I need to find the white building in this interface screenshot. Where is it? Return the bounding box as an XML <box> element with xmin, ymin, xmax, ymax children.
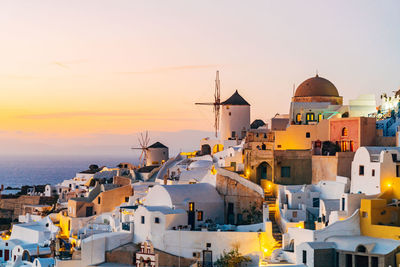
<box><xmin>146</xmin><ymin>142</ymin><xmax>169</xmax><ymax>166</ymax></box>
<box><xmin>220</xmin><ymin>90</ymin><xmax>250</xmax><ymax>141</ymax></box>
<box><xmin>351</xmin><ymin>146</ymin><xmax>400</xmax><ymax>195</ymax></box>
<box><xmin>143</xmin><ymin>183</ymin><xmax>224</xmax><ymax>228</ymax></box>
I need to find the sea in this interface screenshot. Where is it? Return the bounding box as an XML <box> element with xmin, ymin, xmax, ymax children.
<box><xmin>0</xmin><ymin>155</ymin><xmax>136</xmax><ymax>188</ymax></box>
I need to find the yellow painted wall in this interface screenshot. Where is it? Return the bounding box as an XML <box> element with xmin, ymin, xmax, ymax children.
<box><xmin>360</xmin><ymin>198</ymin><xmax>400</xmax><ymax>240</ymax></box>
<box><xmin>58</xmin><ymin>212</ymin><xmax>71</xmax><ymax>238</ymax></box>
<box><xmin>274</xmin><ymin>120</ymin><xmax>329</xmax><ymax>150</ymax></box>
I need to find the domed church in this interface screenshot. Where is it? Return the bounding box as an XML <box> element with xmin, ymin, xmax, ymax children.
<box><xmin>289</xmin><ymin>74</ymin><xmax>346</xmax><ymax>125</ymax></box>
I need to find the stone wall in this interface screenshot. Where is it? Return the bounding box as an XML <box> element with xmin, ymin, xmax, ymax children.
<box><xmin>216</xmin><ymin>169</ymin><xmax>264</xmax><ymax>225</ymax></box>
<box><xmin>312</xmin><ymin>152</ymin><xmax>354</xmax><ymax>184</ymax></box>
<box><xmin>0</xmin><ymin>195</ymin><xmax>56</xmax><ymax>221</ymax></box>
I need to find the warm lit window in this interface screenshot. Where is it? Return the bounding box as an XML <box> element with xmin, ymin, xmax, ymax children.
<box><xmin>306</xmin><ymin>113</ymin><xmax>315</xmax><ymax>122</ymax></box>
<box><xmin>296</xmin><ymin>113</ymin><xmax>301</xmax><ymax>122</ymax></box>
<box><xmin>197</xmin><ymin>211</ymin><xmax>203</xmax><ymax>221</ymax></box>
<box><xmin>318</xmin><ymin>113</ymin><xmax>323</xmax><ymax>121</ymax></box>
<box><xmin>342</xmin><ymin>127</ymin><xmax>348</xmax><ymax>137</ymax></box>
<box><xmin>189</xmin><ymin>202</ymin><xmax>194</xmax><ymax>212</ymax></box>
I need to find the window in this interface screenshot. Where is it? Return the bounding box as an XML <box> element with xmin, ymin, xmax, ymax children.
<box><xmin>189</xmin><ymin>202</ymin><xmax>194</xmax><ymax>212</ymax></box>
<box><xmin>293</xmin><ymin>211</ymin><xmax>297</xmax><ymax>218</ymax></box>
<box><xmin>197</xmin><ymin>211</ymin><xmax>203</xmax><ymax>221</ymax></box>
<box><xmin>312</xmin><ymin>198</ymin><xmax>320</xmax><ymax>208</ymax></box>
<box><xmin>231</xmin><ymin>131</ymin><xmax>236</xmax><ymax>138</ymax></box>
<box><xmin>98</xmin><ymin>197</ymin><xmax>101</xmax><ymax>204</ymax></box>
<box><xmin>372</xmin><ymin>169</ymin><xmax>375</xmax><ymax>176</ymax></box>
<box><xmin>281</xmin><ymin>167</ymin><xmax>291</xmax><ymax>178</ymax></box>
<box><xmin>397</xmin><ymin>165</ymin><xmax>400</xmax><ymax>178</ymax></box>
<box><xmin>141</xmin><ymin>216</ymin><xmax>145</xmax><ymax>224</ymax></box>
<box><xmin>305</xmin><ymin>132</ymin><xmax>310</xmax><ymax>138</ymax></box>
<box><xmin>341</xmin><ymin>198</ymin><xmax>345</xmax><ymax>211</ymax></box>
<box><xmin>362</xmin><ymin>211</ymin><xmax>368</xmax><ymax>218</ymax></box>
<box><xmin>261</xmin><ymin>144</ymin><xmax>266</xmax><ymax>150</ymax></box>
<box><xmin>318</xmin><ymin>113</ymin><xmax>323</xmax><ymax>121</ymax></box>
<box><xmin>229</xmin><ymin>112</ymin><xmax>231</xmax><ymax>116</ymax></box>
<box><xmin>346</xmin><ymin>254</ymin><xmax>352</xmax><ymax>267</ymax></box>
<box><xmin>359</xmin><ymin>165</ymin><xmax>364</xmax><ymax>176</ymax></box>
<box><xmin>296</xmin><ymin>113</ymin><xmax>301</xmax><ymax>122</ymax></box>
<box><xmin>277</xmin><ymin>145</ymin><xmax>282</xmax><ymax>148</ymax></box>
<box><xmin>393</xmin><ymin>153</ymin><xmax>398</xmax><ymax>162</ymax></box>
<box><xmin>306</xmin><ymin>113</ymin><xmax>315</xmax><ymax>122</ymax></box>
<box><xmin>154</xmin><ymin>217</ymin><xmax>160</xmax><ymax>224</ymax></box>
<box><xmin>342</xmin><ymin>127</ymin><xmax>348</xmax><ymax>137</ymax></box>
<box><xmin>125</xmin><ymin>197</ymin><xmax>129</xmax><ymax>202</ymax></box>
<box><xmin>0</xmin><ymin>250</ymin><xmax>2</xmax><ymax>257</ymax></box>
<box><xmin>302</xmin><ymin>250</ymin><xmax>307</xmax><ymax>264</ymax></box>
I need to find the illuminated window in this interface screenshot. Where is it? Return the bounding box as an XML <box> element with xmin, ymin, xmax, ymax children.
<box><xmin>318</xmin><ymin>113</ymin><xmax>323</xmax><ymax>121</ymax></box>
<box><xmin>296</xmin><ymin>113</ymin><xmax>301</xmax><ymax>122</ymax></box>
<box><xmin>342</xmin><ymin>127</ymin><xmax>348</xmax><ymax>136</ymax></box>
<box><xmin>197</xmin><ymin>211</ymin><xmax>203</xmax><ymax>221</ymax></box>
<box><xmin>306</xmin><ymin>113</ymin><xmax>315</xmax><ymax>122</ymax></box>
<box><xmin>189</xmin><ymin>202</ymin><xmax>194</xmax><ymax>212</ymax></box>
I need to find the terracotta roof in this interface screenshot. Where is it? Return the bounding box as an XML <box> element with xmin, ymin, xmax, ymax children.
<box><xmin>221</xmin><ymin>90</ymin><xmax>250</xmax><ymax>106</ymax></box>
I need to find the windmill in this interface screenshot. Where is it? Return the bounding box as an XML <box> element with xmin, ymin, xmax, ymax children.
<box><xmin>195</xmin><ymin>70</ymin><xmax>221</xmax><ymax>138</ymax></box>
<box><xmin>131</xmin><ymin>131</ymin><xmax>150</xmax><ymax>167</ymax></box>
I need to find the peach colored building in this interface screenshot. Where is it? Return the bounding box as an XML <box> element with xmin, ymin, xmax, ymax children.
<box><xmin>68</xmin><ymin>177</ymin><xmax>133</xmax><ymax>218</ymax></box>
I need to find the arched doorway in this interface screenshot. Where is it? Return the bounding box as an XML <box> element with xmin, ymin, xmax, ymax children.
<box><xmin>256</xmin><ymin>161</ymin><xmax>272</xmax><ymax>184</ymax></box>
<box><xmin>201</xmin><ymin>144</ymin><xmax>211</xmax><ymax>155</ymax></box>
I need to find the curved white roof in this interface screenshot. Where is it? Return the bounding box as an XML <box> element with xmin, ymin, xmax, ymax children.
<box><xmin>144</xmin><ymin>183</ymin><xmax>223</xmax><ymax>208</ymax></box>
<box><xmin>189</xmin><ymin>160</ymin><xmax>213</xmax><ymax>170</ymax></box>
<box><xmin>326</xmin><ymin>235</ymin><xmax>400</xmax><ymax>255</ymax></box>
<box><xmin>359</xmin><ymin>146</ymin><xmax>400</xmax><ymax>162</ymax></box>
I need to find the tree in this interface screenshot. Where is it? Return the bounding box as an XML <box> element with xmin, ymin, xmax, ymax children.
<box><xmin>214</xmin><ymin>248</ymin><xmax>251</xmax><ymax>267</ymax></box>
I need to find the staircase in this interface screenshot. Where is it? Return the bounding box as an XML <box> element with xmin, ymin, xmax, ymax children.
<box><xmin>265</xmin><ymin>195</ymin><xmax>282</xmax><ymax>250</ymax></box>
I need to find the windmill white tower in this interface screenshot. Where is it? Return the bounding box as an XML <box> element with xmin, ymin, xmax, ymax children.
<box><xmin>196</xmin><ymin>71</ymin><xmax>251</xmax><ymax>141</ymax></box>
<box><xmin>131</xmin><ymin>131</ymin><xmax>169</xmax><ymax>167</ymax></box>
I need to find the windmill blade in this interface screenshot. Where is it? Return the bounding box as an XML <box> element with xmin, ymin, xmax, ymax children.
<box><xmin>214</xmin><ymin>70</ymin><xmax>221</xmax><ymax>137</ymax></box>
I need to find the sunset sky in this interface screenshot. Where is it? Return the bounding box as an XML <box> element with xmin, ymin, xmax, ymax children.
<box><xmin>1</xmin><ymin>0</ymin><xmax>400</xmax><ymax>155</ymax></box>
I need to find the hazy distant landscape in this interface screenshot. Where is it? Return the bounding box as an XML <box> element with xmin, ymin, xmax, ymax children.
<box><xmin>0</xmin><ymin>130</ymin><xmax>213</xmax><ymax>187</ymax></box>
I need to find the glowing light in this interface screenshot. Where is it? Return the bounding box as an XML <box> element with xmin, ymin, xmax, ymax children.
<box><xmin>388</xmin><ymin>183</ymin><xmax>392</xmax><ymax>188</ymax></box>
<box><xmin>245</xmin><ymin>169</ymin><xmax>250</xmax><ymax>177</ymax></box>
<box><xmin>263</xmin><ymin>248</ymin><xmax>268</xmax><ymax>253</ymax></box>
